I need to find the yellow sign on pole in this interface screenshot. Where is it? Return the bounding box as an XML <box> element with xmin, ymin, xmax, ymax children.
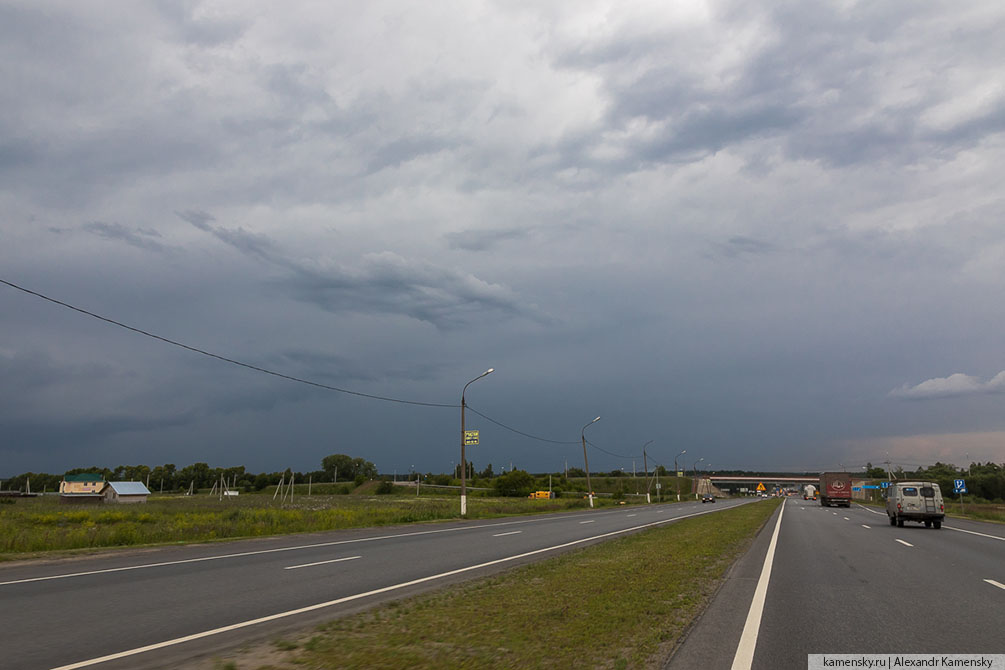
<box><xmin>464</xmin><ymin>430</ymin><xmax>480</xmax><ymax>446</ymax></box>
<box><xmin>756</xmin><ymin>482</ymin><xmax>766</xmax><ymax>491</ymax></box>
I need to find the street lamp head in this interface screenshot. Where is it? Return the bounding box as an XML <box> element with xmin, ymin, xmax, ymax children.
<box><xmin>484</xmin><ymin>368</ymin><xmax>494</xmax><ymax>375</ymax></box>
<box><xmin>592</xmin><ymin>416</ymin><xmax>601</xmax><ymax>423</ymax></box>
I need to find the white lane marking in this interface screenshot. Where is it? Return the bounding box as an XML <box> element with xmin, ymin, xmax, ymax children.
<box><xmin>855</xmin><ymin>504</ymin><xmax>885</xmax><ymax>516</ymax></box>
<box><xmin>895</xmin><ymin>539</ymin><xmax>913</xmax><ymax>547</ymax></box>
<box><xmin>580</xmin><ymin>520</ymin><xmax>595</xmax><ymax>524</ymax></box>
<box><xmin>945</xmin><ymin>526</ymin><xmax>1005</xmax><ymax>542</ymax></box>
<box><xmin>985</xmin><ymin>579</ymin><xmax>1005</xmax><ymax>591</ymax></box>
<box><xmin>492</xmin><ymin>531</ymin><xmax>522</xmax><ymax>537</ymax></box>
<box><xmin>862</xmin><ymin>525</ymin><xmax>871</xmax><ymax>529</ymax></box>
<box><xmin>731</xmin><ymin>499</ymin><xmax>785</xmax><ymax>670</ymax></box>
<box><xmin>627</xmin><ymin>514</ymin><xmax>637</xmax><ymax>517</ymax></box>
<box><xmin>1</xmin><ymin>510</ymin><xmax>615</xmax><ymax>588</ymax></box>
<box><xmin>284</xmin><ymin>556</ymin><xmax>360</xmax><ymax>571</ymax></box>
<box><xmin>49</xmin><ymin>506</ymin><xmax>728</xmax><ymax>670</ymax></box>
<box><xmin>843</xmin><ymin>517</ymin><xmax>850</xmax><ymax>521</ymax></box>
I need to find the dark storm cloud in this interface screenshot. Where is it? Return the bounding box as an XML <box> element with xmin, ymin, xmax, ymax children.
<box><xmin>444</xmin><ymin>227</ymin><xmax>528</xmax><ymax>251</ymax></box>
<box><xmin>82</xmin><ymin>221</ymin><xmax>167</xmax><ymax>253</ymax></box>
<box><xmin>280</xmin><ymin>255</ymin><xmax>531</xmax><ymax>329</ymax></box>
<box><xmin>708</xmin><ymin>236</ymin><xmax>778</xmax><ymax>259</ymax></box>
<box><xmin>180</xmin><ymin>212</ymin><xmax>534</xmax><ymax>328</ymax></box>
<box><xmin>270</xmin><ymin>350</ymin><xmax>443</xmax><ymax>385</ymax></box>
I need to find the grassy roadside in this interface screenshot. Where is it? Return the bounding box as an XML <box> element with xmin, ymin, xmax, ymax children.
<box><xmin>0</xmin><ymin>493</ymin><xmax>636</xmax><ymax>559</ymax></box>
<box><xmin>207</xmin><ymin>499</ymin><xmax>782</xmax><ymax>670</ymax></box>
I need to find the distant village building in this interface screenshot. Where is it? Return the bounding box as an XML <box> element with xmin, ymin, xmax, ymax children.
<box><xmin>59</xmin><ymin>473</ymin><xmax>104</xmax><ymax>494</ymax></box>
<box><xmin>59</xmin><ymin>473</ymin><xmax>106</xmax><ymax>505</ymax></box>
<box><xmin>103</xmin><ymin>481</ymin><xmax>151</xmax><ymax>504</ymax></box>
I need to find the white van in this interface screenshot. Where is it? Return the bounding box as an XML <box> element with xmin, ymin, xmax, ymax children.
<box><xmin>885</xmin><ymin>481</ymin><xmax>944</xmax><ymax>529</ymax></box>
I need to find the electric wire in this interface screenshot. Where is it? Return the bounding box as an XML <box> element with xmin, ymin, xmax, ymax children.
<box><xmin>1</xmin><ymin>278</ymin><xmax>457</xmax><ymax>408</ymax></box>
<box><xmin>585</xmin><ymin>438</ymin><xmax>637</xmax><ymax>460</ymax></box>
<box><xmin>464</xmin><ymin>404</ymin><xmax>580</xmax><ymax>445</ymax></box>
<box><xmin>3</xmin><ymin>278</ymin><xmax>665</xmax><ymax>454</ymax></box>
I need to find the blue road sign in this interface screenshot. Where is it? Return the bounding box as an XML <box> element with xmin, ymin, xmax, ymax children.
<box><xmin>954</xmin><ymin>478</ymin><xmax>966</xmax><ymax>490</ymax></box>
<box><xmin>852</xmin><ymin>487</ymin><xmax>861</xmax><ymax>491</ymax></box>
<box><xmin>881</xmin><ymin>481</ymin><xmax>890</xmax><ymax>489</ymax></box>
<box><xmin>862</xmin><ymin>485</ymin><xmax>880</xmax><ymax>489</ymax></box>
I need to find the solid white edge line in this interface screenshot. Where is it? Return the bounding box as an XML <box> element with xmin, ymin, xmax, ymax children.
<box><xmin>730</xmin><ymin>499</ymin><xmax>785</xmax><ymax>670</ymax></box>
<box><xmin>984</xmin><ymin>579</ymin><xmax>1005</xmax><ymax>591</ymax></box>
<box><xmin>895</xmin><ymin>539</ymin><xmax>913</xmax><ymax>547</ymax></box>
<box><xmin>284</xmin><ymin>556</ymin><xmax>361</xmax><ymax>570</ymax></box>
<box><xmin>945</xmin><ymin>526</ymin><xmax>1005</xmax><ymax>542</ymax></box>
<box><xmin>50</xmin><ymin>505</ymin><xmax>737</xmax><ymax>669</ymax></box>
<box><xmin>491</xmin><ymin>531</ymin><xmax>522</xmax><ymax>537</ymax></box>
<box><xmin>855</xmin><ymin>504</ymin><xmax>885</xmax><ymax>516</ymax></box>
<box><xmin>1</xmin><ymin>506</ymin><xmax>646</xmax><ymax>587</ymax></box>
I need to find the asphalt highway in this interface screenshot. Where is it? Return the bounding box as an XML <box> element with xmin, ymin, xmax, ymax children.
<box><xmin>0</xmin><ymin>497</ymin><xmax>752</xmax><ymax>670</ymax></box>
<box><xmin>665</xmin><ymin>497</ymin><xmax>1005</xmax><ymax>669</ymax></box>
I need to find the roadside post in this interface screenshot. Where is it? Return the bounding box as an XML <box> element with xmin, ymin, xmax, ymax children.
<box><xmin>954</xmin><ymin>478</ymin><xmax>967</xmax><ymax>514</ymax></box>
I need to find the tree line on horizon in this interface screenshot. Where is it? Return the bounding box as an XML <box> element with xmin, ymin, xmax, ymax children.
<box><xmin>3</xmin><ymin>458</ymin><xmax>1002</xmax><ymax>501</ymax></box>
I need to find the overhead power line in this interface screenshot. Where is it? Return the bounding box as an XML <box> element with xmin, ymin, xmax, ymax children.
<box><xmin>585</xmin><ymin>438</ymin><xmax>637</xmax><ymax>460</ymax></box>
<box><xmin>464</xmin><ymin>404</ymin><xmax>580</xmax><ymax>445</ymax></box>
<box><xmin>1</xmin><ymin>278</ymin><xmax>457</xmax><ymax>408</ymax></box>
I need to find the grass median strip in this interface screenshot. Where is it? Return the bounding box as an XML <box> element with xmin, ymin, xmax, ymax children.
<box><xmin>211</xmin><ymin>500</ymin><xmax>781</xmax><ymax>670</ymax></box>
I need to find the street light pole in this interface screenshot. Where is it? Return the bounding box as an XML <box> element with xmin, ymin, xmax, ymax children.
<box><xmin>675</xmin><ymin>449</ymin><xmax>686</xmax><ymax>501</ymax></box>
<box><xmin>582</xmin><ymin>416</ymin><xmax>600</xmax><ymax>508</ymax></box>
<box><xmin>642</xmin><ymin>440</ymin><xmax>653</xmax><ymax>503</ymax></box>
<box><xmin>461</xmin><ymin>368</ymin><xmax>494</xmax><ymax>517</ymax></box>
<box><xmin>692</xmin><ymin>458</ymin><xmax>703</xmax><ymax>498</ymax></box>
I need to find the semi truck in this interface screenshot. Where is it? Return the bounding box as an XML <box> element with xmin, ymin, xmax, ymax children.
<box><xmin>803</xmin><ymin>484</ymin><xmax>817</xmax><ymax>500</ymax></box>
<box><xmin>819</xmin><ymin>472</ymin><xmax>852</xmax><ymax>507</ymax></box>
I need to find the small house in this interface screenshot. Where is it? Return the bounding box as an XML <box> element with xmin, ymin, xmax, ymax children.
<box><xmin>60</xmin><ymin>473</ymin><xmax>104</xmax><ymax>494</ymax></box>
<box><xmin>60</xmin><ymin>473</ymin><xmax>106</xmax><ymax>504</ymax></box>
<box><xmin>103</xmin><ymin>481</ymin><xmax>151</xmax><ymax>504</ymax></box>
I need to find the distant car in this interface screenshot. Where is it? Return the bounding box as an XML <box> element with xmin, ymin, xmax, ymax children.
<box><xmin>701</xmin><ymin>494</ymin><xmax>715</xmax><ymax>503</ymax></box>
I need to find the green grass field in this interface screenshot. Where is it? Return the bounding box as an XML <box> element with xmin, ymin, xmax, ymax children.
<box><xmin>208</xmin><ymin>499</ymin><xmax>781</xmax><ymax>670</ymax></box>
<box><xmin>0</xmin><ymin>490</ymin><xmax>644</xmax><ymax>558</ymax></box>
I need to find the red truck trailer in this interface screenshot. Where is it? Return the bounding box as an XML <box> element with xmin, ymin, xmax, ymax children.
<box><xmin>819</xmin><ymin>472</ymin><xmax>852</xmax><ymax>508</ymax></box>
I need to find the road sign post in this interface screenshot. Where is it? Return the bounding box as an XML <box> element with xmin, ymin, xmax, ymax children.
<box><xmin>954</xmin><ymin>478</ymin><xmax>966</xmax><ymax>513</ymax></box>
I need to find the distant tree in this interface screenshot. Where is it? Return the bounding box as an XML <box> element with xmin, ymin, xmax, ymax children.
<box><xmin>321</xmin><ymin>454</ymin><xmax>377</xmax><ymax>481</ymax></box>
<box><xmin>865</xmin><ymin>463</ymin><xmax>887</xmax><ymax>478</ymax></box>
<box><xmin>493</xmin><ymin>469</ymin><xmax>534</xmax><ymax>497</ymax></box>
<box><xmin>567</xmin><ymin>467</ymin><xmax>586</xmax><ymax>478</ymax></box>
<box><xmin>479</xmin><ymin>463</ymin><xmax>494</xmax><ymax>479</ymax></box>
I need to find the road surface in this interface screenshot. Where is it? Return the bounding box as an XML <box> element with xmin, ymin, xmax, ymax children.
<box><xmin>665</xmin><ymin>497</ymin><xmax>1005</xmax><ymax>669</ymax></box>
<box><xmin>0</xmin><ymin>497</ymin><xmax>751</xmax><ymax>669</ymax></box>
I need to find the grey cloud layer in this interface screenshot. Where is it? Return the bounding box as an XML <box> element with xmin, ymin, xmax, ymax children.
<box><xmin>2</xmin><ymin>1</ymin><xmax>1005</xmax><ymax>475</ymax></box>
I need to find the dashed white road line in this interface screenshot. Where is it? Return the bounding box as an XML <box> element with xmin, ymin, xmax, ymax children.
<box><xmin>895</xmin><ymin>539</ymin><xmax>914</xmax><ymax>547</ymax></box>
<box><xmin>284</xmin><ymin>556</ymin><xmax>360</xmax><ymax>571</ymax></box>
<box><xmin>843</xmin><ymin>517</ymin><xmax>850</xmax><ymax>521</ymax></box>
<box><xmin>627</xmin><ymin>514</ymin><xmax>637</xmax><ymax>518</ymax></box>
<box><xmin>862</xmin><ymin>525</ymin><xmax>871</xmax><ymax>529</ymax></box>
<box><xmin>49</xmin><ymin>506</ymin><xmax>727</xmax><ymax>670</ymax></box>
<box><xmin>580</xmin><ymin>520</ymin><xmax>595</xmax><ymax>524</ymax></box>
<box><xmin>1</xmin><ymin>508</ymin><xmax>641</xmax><ymax>588</ymax></box>
<box><xmin>492</xmin><ymin>531</ymin><xmax>522</xmax><ymax>537</ymax></box>
<box><xmin>984</xmin><ymin>579</ymin><xmax>1005</xmax><ymax>591</ymax></box>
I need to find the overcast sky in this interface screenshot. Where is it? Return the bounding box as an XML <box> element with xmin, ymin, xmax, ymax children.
<box><xmin>3</xmin><ymin>0</ymin><xmax>1004</xmax><ymax>478</ymax></box>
